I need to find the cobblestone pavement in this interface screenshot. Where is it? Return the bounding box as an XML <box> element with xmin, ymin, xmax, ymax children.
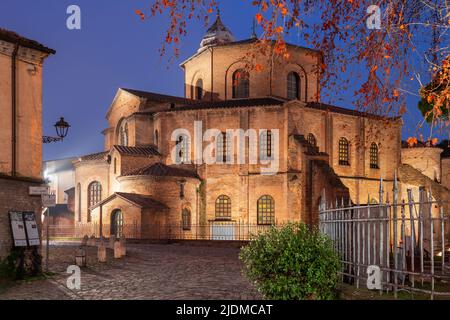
<box><xmin>0</xmin><ymin>243</ymin><xmax>261</xmax><ymax>300</ymax></box>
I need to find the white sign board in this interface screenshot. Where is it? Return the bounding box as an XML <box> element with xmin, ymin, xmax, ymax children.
<box><xmin>9</xmin><ymin>212</ymin><xmax>28</xmax><ymax>247</ymax></box>
<box><xmin>29</xmin><ymin>186</ymin><xmax>50</xmax><ymax>195</ymax></box>
<box><xmin>41</xmin><ymin>194</ymin><xmax>56</xmax><ymax>207</ymax></box>
<box><xmin>23</xmin><ymin>212</ymin><xmax>40</xmax><ymax>246</ymax></box>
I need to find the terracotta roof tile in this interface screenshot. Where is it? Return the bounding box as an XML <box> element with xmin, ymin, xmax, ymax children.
<box><xmin>113</xmin><ymin>145</ymin><xmax>160</xmax><ymax>156</ymax></box>
<box><xmin>80</xmin><ymin>151</ymin><xmax>108</xmax><ymax>161</ymax></box>
<box><xmin>115</xmin><ymin>192</ymin><xmax>169</xmax><ymax>210</ymax></box>
<box><xmin>122</xmin><ymin>88</ymin><xmax>195</xmax><ymax>105</ymax></box>
<box><xmin>0</xmin><ymin>28</ymin><xmax>55</xmax><ymax>54</ymax></box>
<box><xmin>90</xmin><ymin>192</ymin><xmax>169</xmax><ymax>211</ymax></box>
<box><xmin>305</xmin><ymin>102</ymin><xmax>401</xmax><ymax>120</ymax></box>
<box><xmin>166</xmin><ymin>97</ymin><xmax>285</xmax><ymax>112</ymax></box>
<box><xmin>123</xmin><ymin>162</ymin><xmax>200</xmax><ymax>179</ymax></box>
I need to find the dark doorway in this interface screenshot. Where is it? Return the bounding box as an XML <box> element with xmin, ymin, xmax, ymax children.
<box><xmin>110</xmin><ymin>209</ymin><xmax>124</xmax><ymax>238</ymax></box>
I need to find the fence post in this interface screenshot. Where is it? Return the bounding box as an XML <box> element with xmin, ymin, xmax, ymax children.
<box><xmin>393</xmin><ymin>172</ymin><xmax>399</xmax><ymax>298</ymax></box>
<box><xmin>429</xmin><ymin>191</ymin><xmax>434</xmax><ymax>300</ymax></box>
<box><xmin>441</xmin><ymin>206</ymin><xmax>445</xmax><ymax>277</ymax></box>
<box><xmin>401</xmin><ymin>200</ymin><xmax>406</xmax><ymax>286</ymax></box>
<box><xmin>419</xmin><ymin>187</ymin><xmax>425</xmax><ymax>285</ymax></box>
<box><xmin>407</xmin><ymin>189</ymin><xmax>416</xmax><ymax>288</ymax></box>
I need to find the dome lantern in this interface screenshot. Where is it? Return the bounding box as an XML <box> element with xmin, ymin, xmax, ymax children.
<box><xmin>199</xmin><ymin>9</ymin><xmax>235</xmax><ymax>50</ymax></box>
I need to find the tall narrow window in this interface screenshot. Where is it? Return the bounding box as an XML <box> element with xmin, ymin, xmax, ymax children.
<box><xmin>260</xmin><ymin>130</ymin><xmax>273</xmax><ymax>160</ymax></box>
<box><xmin>87</xmin><ymin>181</ymin><xmax>102</xmax><ymax>222</ymax></box>
<box><xmin>216</xmin><ymin>132</ymin><xmax>231</xmax><ymax>163</ymax></box>
<box><xmin>370</xmin><ymin>142</ymin><xmax>379</xmax><ymax>169</ymax></box>
<box><xmin>77</xmin><ymin>183</ymin><xmax>81</xmax><ymax>222</ymax></box>
<box><xmin>338</xmin><ymin>138</ymin><xmax>350</xmax><ymax>166</ymax></box>
<box><xmin>113</xmin><ymin>158</ymin><xmax>117</xmax><ymax>174</ymax></box>
<box><xmin>182</xmin><ymin>208</ymin><xmax>191</xmax><ymax>230</ymax></box>
<box><xmin>176</xmin><ymin>134</ymin><xmax>190</xmax><ymax>164</ymax></box>
<box><xmin>257</xmin><ymin>195</ymin><xmax>275</xmax><ymax>225</ymax></box>
<box><xmin>307</xmin><ymin>133</ymin><xmax>317</xmax><ymax>147</ymax></box>
<box><xmin>195</xmin><ymin>79</ymin><xmax>203</xmax><ymax>100</ymax></box>
<box><xmin>118</xmin><ymin>120</ymin><xmax>128</xmax><ymax>146</ymax></box>
<box><xmin>232</xmin><ymin>69</ymin><xmax>249</xmax><ymax>99</ymax></box>
<box><xmin>287</xmin><ymin>72</ymin><xmax>300</xmax><ymax>100</ymax></box>
<box><xmin>215</xmin><ymin>195</ymin><xmax>231</xmax><ymax>220</ymax></box>
<box><xmin>154</xmin><ymin>130</ymin><xmax>159</xmax><ymax>148</ymax></box>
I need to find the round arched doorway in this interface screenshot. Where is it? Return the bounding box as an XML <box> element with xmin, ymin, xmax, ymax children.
<box><xmin>110</xmin><ymin>209</ymin><xmax>124</xmax><ymax>238</ymax></box>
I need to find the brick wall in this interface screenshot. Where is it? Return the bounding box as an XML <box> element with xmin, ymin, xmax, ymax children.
<box><xmin>0</xmin><ymin>176</ymin><xmax>43</xmax><ymax>260</ymax></box>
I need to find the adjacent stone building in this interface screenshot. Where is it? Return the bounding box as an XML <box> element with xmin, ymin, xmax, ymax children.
<box><xmin>73</xmin><ymin>13</ymin><xmax>448</xmax><ymax>240</ymax></box>
<box><xmin>0</xmin><ymin>29</ymin><xmax>54</xmax><ymax>259</ymax></box>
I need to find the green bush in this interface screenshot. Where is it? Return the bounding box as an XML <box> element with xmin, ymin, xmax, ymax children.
<box><xmin>240</xmin><ymin>223</ymin><xmax>341</xmax><ymax>300</ymax></box>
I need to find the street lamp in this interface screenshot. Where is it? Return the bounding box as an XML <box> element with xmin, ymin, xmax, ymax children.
<box><xmin>42</xmin><ymin>117</ymin><xmax>70</xmax><ymax>143</ymax></box>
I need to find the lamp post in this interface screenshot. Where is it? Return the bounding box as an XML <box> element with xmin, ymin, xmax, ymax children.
<box><xmin>42</xmin><ymin>117</ymin><xmax>70</xmax><ymax>272</ymax></box>
<box><xmin>42</xmin><ymin>117</ymin><xmax>70</xmax><ymax>143</ymax></box>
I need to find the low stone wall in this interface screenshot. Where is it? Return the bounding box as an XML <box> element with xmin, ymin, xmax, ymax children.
<box><xmin>0</xmin><ymin>176</ymin><xmax>43</xmax><ymax>260</ymax></box>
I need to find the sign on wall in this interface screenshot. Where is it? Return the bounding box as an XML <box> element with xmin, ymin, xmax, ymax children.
<box><xmin>29</xmin><ymin>186</ymin><xmax>50</xmax><ymax>195</ymax></box>
<box><xmin>9</xmin><ymin>212</ymin><xmax>28</xmax><ymax>247</ymax></box>
<box><xmin>23</xmin><ymin>212</ymin><xmax>40</xmax><ymax>246</ymax></box>
<box><xmin>8</xmin><ymin>211</ymin><xmax>40</xmax><ymax>247</ymax></box>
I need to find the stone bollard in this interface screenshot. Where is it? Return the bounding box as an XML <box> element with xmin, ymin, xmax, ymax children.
<box><xmin>119</xmin><ymin>235</ymin><xmax>126</xmax><ymax>257</ymax></box>
<box><xmin>81</xmin><ymin>235</ymin><xmax>89</xmax><ymax>246</ymax></box>
<box><xmin>87</xmin><ymin>235</ymin><xmax>96</xmax><ymax>246</ymax></box>
<box><xmin>114</xmin><ymin>240</ymin><xmax>122</xmax><ymax>259</ymax></box>
<box><xmin>98</xmin><ymin>238</ymin><xmax>107</xmax><ymax>263</ymax></box>
<box><xmin>75</xmin><ymin>247</ymin><xmax>86</xmax><ymax>267</ymax></box>
<box><xmin>109</xmin><ymin>235</ymin><xmax>116</xmax><ymax>249</ymax></box>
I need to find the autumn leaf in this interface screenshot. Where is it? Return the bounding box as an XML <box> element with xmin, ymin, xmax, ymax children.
<box><xmin>406</xmin><ymin>137</ymin><xmax>418</xmax><ymax>147</ymax></box>
<box><xmin>275</xmin><ymin>26</ymin><xmax>284</xmax><ymax>34</ymax></box>
<box><xmin>255</xmin><ymin>13</ymin><xmax>263</xmax><ymax>24</ymax></box>
<box><xmin>254</xmin><ymin>63</ymin><xmax>263</xmax><ymax>72</ymax></box>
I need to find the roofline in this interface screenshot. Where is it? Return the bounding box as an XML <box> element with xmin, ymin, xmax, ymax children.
<box><xmin>179</xmin><ymin>38</ymin><xmax>322</xmax><ymax>67</ymax></box>
<box><xmin>90</xmin><ymin>192</ymin><xmax>169</xmax><ymax>210</ymax></box>
<box><xmin>0</xmin><ymin>28</ymin><xmax>56</xmax><ymax>54</ymax></box>
<box><xmin>155</xmin><ymin>97</ymin><xmax>286</xmax><ymax>114</ymax></box>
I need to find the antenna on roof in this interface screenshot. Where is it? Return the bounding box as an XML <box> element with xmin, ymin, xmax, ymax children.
<box><xmin>251</xmin><ymin>18</ymin><xmax>257</xmax><ymax>39</ymax></box>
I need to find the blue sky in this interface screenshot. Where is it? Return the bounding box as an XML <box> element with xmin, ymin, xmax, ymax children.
<box><xmin>0</xmin><ymin>0</ymin><xmax>433</xmax><ymax>160</ymax></box>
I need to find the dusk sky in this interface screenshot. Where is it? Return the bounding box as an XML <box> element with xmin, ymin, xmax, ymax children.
<box><xmin>0</xmin><ymin>0</ymin><xmax>434</xmax><ymax>161</ymax></box>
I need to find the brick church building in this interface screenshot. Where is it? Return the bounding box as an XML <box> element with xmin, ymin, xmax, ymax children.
<box><xmin>73</xmin><ymin>13</ymin><xmax>412</xmax><ymax>240</ymax></box>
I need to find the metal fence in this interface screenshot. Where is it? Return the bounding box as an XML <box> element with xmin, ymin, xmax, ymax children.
<box><xmin>319</xmin><ymin>181</ymin><xmax>450</xmax><ymax>299</ymax></box>
<box><xmin>42</xmin><ymin>221</ymin><xmax>273</xmax><ymax>241</ymax></box>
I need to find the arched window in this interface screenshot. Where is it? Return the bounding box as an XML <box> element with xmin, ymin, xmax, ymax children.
<box><xmin>257</xmin><ymin>195</ymin><xmax>275</xmax><ymax>225</ymax></box>
<box><xmin>216</xmin><ymin>132</ymin><xmax>231</xmax><ymax>163</ymax></box>
<box><xmin>287</xmin><ymin>72</ymin><xmax>300</xmax><ymax>100</ymax></box>
<box><xmin>77</xmin><ymin>183</ymin><xmax>81</xmax><ymax>222</ymax></box>
<box><xmin>215</xmin><ymin>195</ymin><xmax>231</xmax><ymax>220</ymax></box>
<box><xmin>87</xmin><ymin>181</ymin><xmax>102</xmax><ymax>222</ymax></box>
<box><xmin>338</xmin><ymin>138</ymin><xmax>350</xmax><ymax>166</ymax></box>
<box><xmin>118</xmin><ymin>120</ymin><xmax>128</xmax><ymax>146</ymax></box>
<box><xmin>175</xmin><ymin>134</ymin><xmax>190</xmax><ymax>164</ymax></box>
<box><xmin>154</xmin><ymin>130</ymin><xmax>159</xmax><ymax>148</ymax></box>
<box><xmin>370</xmin><ymin>142</ymin><xmax>379</xmax><ymax>169</ymax></box>
<box><xmin>195</xmin><ymin>79</ymin><xmax>203</xmax><ymax>100</ymax></box>
<box><xmin>182</xmin><ymin>208</ymin><xmax>191</xmax><ymax>230</ymax></box>
<box><xmin>307</xmin><ymin>133</ymin><xmax>317</xmax><ymax>147</ymax></box>
<box><xmin>260</xmin><ymin>130</ymin><xmax>273</xmax><ymax>160</ymax></box>
<box><xmin>232</xmin><ymin>69</ymin><xmax>249</xmax><ymax>99</ymax></box>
